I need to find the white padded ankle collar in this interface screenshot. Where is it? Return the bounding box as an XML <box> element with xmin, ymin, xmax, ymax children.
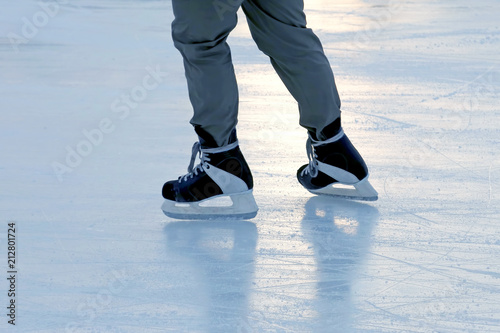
<box><xmin>311</xmin><ymin>128</ymin><xmax>345</xmax><ymax>146</ymax></box>
<box><xmin>201</xmin><ymin>140</ymin><xmax>239</xmax><ymax>154</ymax></box>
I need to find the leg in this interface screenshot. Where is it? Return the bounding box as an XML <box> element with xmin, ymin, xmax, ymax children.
<box><xmin>163</xmin><ymin>1</ymin><xmax>258</xmax><ymax>219</ymax></box>
<box><xmin>242</xmin><ymin>0</ymin><xmax>377</xmax><ymax>200</ymax></box>
<box><xmin>241</xmin><ymin>0</ymin><xmax>341</xmax><ymax>140</ymax></box>
<box><xmin>171</xmin><ymin>0</ymin><xmax>244</xmax><ymax>147</ymax></box>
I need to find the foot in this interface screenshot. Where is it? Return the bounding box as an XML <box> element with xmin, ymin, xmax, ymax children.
<box><xmin>297</xmin><ymin>128</ymin><xmax>378</xmax><ymax>201</ymax></box>
<box><xmin>162</xmin><ymin>140</ymin><xmax>258</xmax><ymax>219</ymax></box>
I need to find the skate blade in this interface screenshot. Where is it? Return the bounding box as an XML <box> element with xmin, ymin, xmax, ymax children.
<box><xmin>161</xmin><ymin>190</ymin><xmax>258</xmax><ymax>220</ymax></box>
<box><xmin>309</xmin><ymin>177</ymin><xmax>378</xmax><ymax>201</ymax></box>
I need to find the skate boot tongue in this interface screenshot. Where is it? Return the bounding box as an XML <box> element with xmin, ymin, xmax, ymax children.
<box><xmin>302</xmin><ymin>136</ymin><xmax>319</xmax><ymax>177</ymax></box>
<box><xmin>179</xmin><ymin>141</ymin><xmax>210</xmax><ymax>182</ymax></box>
<box><xmin>187</xmin><ymin>142</ymin><xmax>202</xmax><ymax>173</ymax></box>
<box><xmin>181</xmin><ymin>141</ymin><xmax>241</xmax><ymax>182</ymax></box>
<box><xmin>301</xmin><ymin>129</ymin><xmax>346</xmax><ymax>178</ymax></box>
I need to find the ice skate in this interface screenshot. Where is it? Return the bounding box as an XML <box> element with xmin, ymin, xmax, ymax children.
<box><xmin>161</xmin><ymin>139</ymin><xmax>258</xmax><ymax>219</ymax></box>
<box><xmin>297</xmin><ymin>128</ymin><xmax>378</xmax><ymax>201</ymax></box>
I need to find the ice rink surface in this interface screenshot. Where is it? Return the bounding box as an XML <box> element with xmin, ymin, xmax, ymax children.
<box><xmin>1</xmin><ymin>0</ymin><xmax>499</xmax><ymax>332</ymax></box>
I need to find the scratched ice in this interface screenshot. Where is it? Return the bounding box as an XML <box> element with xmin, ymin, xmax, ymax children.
<box><xmin>0</xmin><ymin>0</ymin><xmax>499</xmax><ymax>332</ymax></box>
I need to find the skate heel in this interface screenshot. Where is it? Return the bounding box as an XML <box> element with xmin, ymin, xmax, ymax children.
<box><xmin>353</xmin><ymin>177</ymin><xmax>378</xmax><ymax>201</ymax></box>
<box><xmin>310</xmin><ymin>176</ymin><xmax>378</xmax><ymax>201</ymax></box>
<box><xmin>227</xmin><ymin>190</ymin><xmax>259</xmax><ymax>216</ymax></box>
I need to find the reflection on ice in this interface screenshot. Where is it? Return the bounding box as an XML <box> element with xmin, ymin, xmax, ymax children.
<box><xmin>302</xmin><ymin>197</ymin><xmax>379</xmax><ymax>332</ymax></box>
<box><xmin>164</xmin><ymin>220</ymin><xmax>257</xmax><ymax>331</ymax></box>
<box><xmin>160</xmin><ymin>199</ymin><xmax>379</xmax><ymax>332</ymax></box>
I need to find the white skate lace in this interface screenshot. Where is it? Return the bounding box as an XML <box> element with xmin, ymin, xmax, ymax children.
<box><xmin>301</xmin><ymin>137</ymin><xmax>319</xmax><ymax>178</ymax></box>
<box><xmin>178</xmin><ymin>142</ymin><xmax>210</xmax><ymax>183</ymax></box>
<box><xmin>300</xmin><ymin>129</ymin><xmax>345</xmax><ymax>178</ymax></box>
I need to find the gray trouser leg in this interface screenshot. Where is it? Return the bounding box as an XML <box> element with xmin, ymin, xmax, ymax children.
<box><xmin>171</xmin><ymin>0</ymin><xmax>341</xmax><ymax>146</ymax></box>
<box><xmin>171</xmin><ymin>0</ymin><xmax>244</xmax><ymax>147</ymax></box>
<box><xmin>242</xmin><ymin>0</ymin><xmax>341</xmax><ymax>140</ymax></box>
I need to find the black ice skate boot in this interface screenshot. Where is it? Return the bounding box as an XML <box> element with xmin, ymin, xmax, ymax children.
<box><xmin>297</xmin><ymin>128</ymin><xmax>378</xmax><ymax>201</ymax></box>
<box><xmin>161</xmin><ymin>132</ymin><xmax>257</xmax><ymax>219</ymax></box>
